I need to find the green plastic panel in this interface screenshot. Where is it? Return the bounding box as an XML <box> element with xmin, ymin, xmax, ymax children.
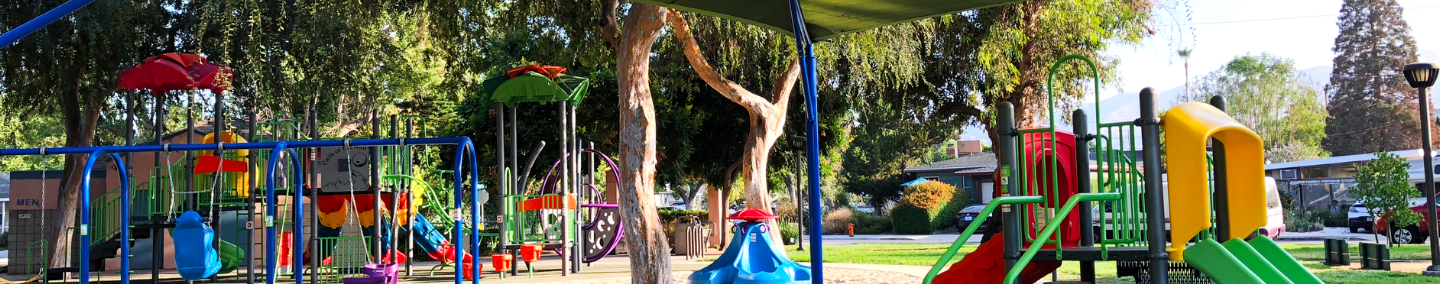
<box><xmin>1250</xmin><ymin>236</ymin><xmax>1324</xmax><ymax>284</ymax></box>
<box><xmin>1222</xmin><ymin>238</ymin><xmax>1293</xmax><ymax>284</ymax></box>
<box><xmin>1183</xmin><ymin>238</ymin><xmax>1264</xmax><ymax>284</ymax></box>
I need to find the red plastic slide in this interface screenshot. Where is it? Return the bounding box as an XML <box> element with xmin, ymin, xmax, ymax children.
<box><xmin>932</xmin><ymin>232</ymin><xmax>1061</xmax><ymax>284</ymax></box>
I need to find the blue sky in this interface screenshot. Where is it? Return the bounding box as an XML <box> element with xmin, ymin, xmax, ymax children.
<box><xmin>1106</xmin><ymin>0</ymin><xmax>1440</xmax><ymax>98</ymax></box>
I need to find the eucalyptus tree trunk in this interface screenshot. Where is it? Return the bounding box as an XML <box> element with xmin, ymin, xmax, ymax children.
<box><xmin>668</xmin><ymin>12</ymin><xmax>803</xmax><ymax>248</ymax></box>
<box><xmin>610</xmin><ymin>4</ymin><xmax>674</xmax><ymax>283</ymax></box>
<box><xmin>50</xmin><ymin>88</ymin><xmax>104</xmax><ymax>269</ymax></box>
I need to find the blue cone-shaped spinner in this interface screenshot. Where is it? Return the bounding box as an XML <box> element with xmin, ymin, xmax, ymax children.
<box><xmin>689</xmin><ymin>221</ymin><xmax>811</xmax><ymax>284</ymax></box>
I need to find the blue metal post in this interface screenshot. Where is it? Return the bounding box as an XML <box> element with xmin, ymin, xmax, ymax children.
<box><xmin>290</xmin><ymin>148</ymin><xmax>305</xmax><ymax>284</ymax></box>
<box><xmin>469</xmin><ymin>144</ymin><xmax>481</xmax><ymax>284</ymax></box>
<box><xmin>786</xmin><ymin>0</ymin><xmax>824</xmax><ymax>282</ymax></box>
<box><xmin>78</xmin><ymin>149</ymin><xmax>103</xmax><ymax>284</ymax></box>
<box><xmin>111</xmin><ymin>153</ymin><xmax>131</xmax><ymax>284</ymax></box>
<box><xmin>0</xmin><ymin>0</ymin><xmax>98</xmax><ymax>48</ymax></box>
<box><xmin>452</xmin><ymin>141</ymin><xmax>467</xmax><ymax>284</ymax></box>
<box><xmin>264</xmin><ymin>143</ymin><xmax>287</xmax><ymax>284</ymax></box>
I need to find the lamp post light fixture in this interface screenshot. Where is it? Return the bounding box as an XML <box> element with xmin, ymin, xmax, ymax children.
<box><xmin>1404</xmin><ymin>62</ymin><xmax>1440</xmax><ymax>277</ymax></box>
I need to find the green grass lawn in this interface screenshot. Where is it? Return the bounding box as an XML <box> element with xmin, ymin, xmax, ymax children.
<box><xmin>771</xmin><ymin>243</ymin><xmax>1440</xmax><ymax>283</ymax></box>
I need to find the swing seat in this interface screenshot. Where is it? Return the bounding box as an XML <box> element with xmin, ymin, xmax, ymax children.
<box><xmin>174</xmin><ymin>211</ymin><xmax>222</xmax><ymax>280</ymax></box>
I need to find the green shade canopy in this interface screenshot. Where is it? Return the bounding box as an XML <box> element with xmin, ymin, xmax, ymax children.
<box><xmin>632</xmin><ymin>0</ymin><xmax>1021</xmax><ymax>41</ymax></box>
<box><xmin>484</xmin><ymin>71</ymin><xmax>592</xmax><ymax>105</ymax></box>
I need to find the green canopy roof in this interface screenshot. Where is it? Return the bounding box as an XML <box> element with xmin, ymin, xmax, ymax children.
<box><xmin>631</xmin><ymin>0</ymin><xmax>1021</xmax><ymax>41</ymax></box>
<box><xmin>483</xmin><ymin>71</ymin><xmax>591</xmax><ymax>105</ymax></box>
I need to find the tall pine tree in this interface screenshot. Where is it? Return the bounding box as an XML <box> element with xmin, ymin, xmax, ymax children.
<box><xmin>1323</xmin><ymin>0</ymin><xmax>1420</xmax><ymax>155</ymax></box>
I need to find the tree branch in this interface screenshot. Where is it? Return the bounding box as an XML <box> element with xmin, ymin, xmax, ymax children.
<box><xmin>771</xmin><ymin>60</ymin><xmax>802</xmax><ymax>111</ymax></box>
<box><xmin>936</xmin><ymin>101</ymin><xmax>985</xmax><ymax>119</ymax></box>
<box><xmin>666</xmin><ymin>11</ymin><xmax>771</xmax><ymax>110</ymax></box>
<box><xmin>599</xmin><ymin>0</ymin><xmax>621</xmax><ymax>49</ymax></box>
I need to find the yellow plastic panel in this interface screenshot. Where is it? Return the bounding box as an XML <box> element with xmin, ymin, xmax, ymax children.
<box><xmin>200</xmin><ymin>132</ymin><xmax>249</xmax><ymax>156</ymax></box>
<box><xmin>200</xmin><ymin>131</ymin><xmax>251</xmax><ymax>197</ymax></box>
<box><xmin>1162</xmin><ymin>102</ymin><xmax>1266</xmax><ymax>261</ymax></box>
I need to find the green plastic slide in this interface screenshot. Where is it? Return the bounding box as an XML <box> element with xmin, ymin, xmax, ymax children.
<box><xmin>1182</xmin><ymin>238</ymin><xmax>1264</xmax><ymax>284</ymax></box>
<box><xmin>217</xmin><ymin>240</ymin><xmax>244</xmax><ymax>274</ymax></box>
<box><xmin>1249</xmin><ymin>236</ymin><xmax>1324</xmax><ymax>284</ymax></box>
<box><xmin>1222</xmin><ymin>238</ymin><xmax>1293</xmax><ymax>284</ymax></box>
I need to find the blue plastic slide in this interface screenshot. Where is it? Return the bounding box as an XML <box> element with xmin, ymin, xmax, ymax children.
<box><xmin>174</xmin><ymin>211</ymin><xmax>222</xmax><ymax>280</ymax></box>
<box><xmin>400</xmin><ymin>214</ymin><xmax>456</xmax><ymax>261</ymax></box>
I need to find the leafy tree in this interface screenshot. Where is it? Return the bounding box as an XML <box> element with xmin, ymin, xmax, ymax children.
<box><xmin>915</xmin><ymin>0</ymin><xmax>1155</xmax><ymax>139</ymax></box>
<box><xmin>835</xmin><ymin>0</ymin><xmax>1156</xmax><ymax>209</ymax></box>
<box><xmin>1</xmin><ymin>0</ymin><xmax>180</xmax><ymax>267</ymax></box>
<box><xmin>1352</xmin><ymin>152</ymin><xmax>1420</xmax><ymax>245</ymax></box>
<box><xmin>1178</xmin><ymin>54</ymin><xmax>1329</xmax><ymax>162</ymax></box>
<box><xmin>1323</xmin><ymin>0</ymin><xmax>1420</xmax><ymax>156</ymax></box>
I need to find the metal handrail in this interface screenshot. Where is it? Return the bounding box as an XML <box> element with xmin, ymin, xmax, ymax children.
<box><xmin>923</xmin><ymin>196</ymin><xmax>1047</xmax><ymax>284</ymax></box>
<box><xmin>1004</xmin><ymin>193</ymin><xmax>1123</xmax><ymax>284</ymax></box>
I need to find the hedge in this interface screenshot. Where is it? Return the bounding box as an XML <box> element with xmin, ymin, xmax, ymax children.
<box><xmin>895</xmin><ymin>181</ymin><xmax>971</xmax><ymax>234</ymax></box>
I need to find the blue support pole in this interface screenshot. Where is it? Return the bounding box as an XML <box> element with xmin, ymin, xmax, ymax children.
<box><xmin>785</xmin><ymin>0</ymin><xmax>824</xmax><ymax>282</ymax></box>
<box><xmin>0</xmin><ymin>0</ymin><xmax>97</xmax><ymax>48</ymax></box>
<box><xmin>264</xmin><ymin>143</ymin><xmax>287</xmax><ymax>284</ymax></box>
<box><xmin>468</xmin><ymin>145</ymin><xmax>481</xmax><ymax>284</ymax></box>
<box><xmin>110</xmin><ymin>153</ymin><xmax>131</xmax><ymax>284</ymax></box>
<box><xmin>289</xmin><ymin>148</ymin><xmax>305</xmax><ymax>284</ymax></box>
<box><xmin>452</xmin><ymin>141</ymin><xmax>467</xmax><ymax>284</ymax></box>
<box><xmin>78</xmin><ymin>149</ymin><xmax>103</xmax><ymax>284</ymax></box>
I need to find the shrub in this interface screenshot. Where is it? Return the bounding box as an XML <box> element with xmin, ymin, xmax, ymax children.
<box><xmin>1285</xmin><ymin>209</ymin><xmax>1324</xmax><ymax>232</ymax></box>
<box><xmin>776</xmin><ymin>201</ymin><xmax>799</xmax><ymax>222</ymax></box>
<box><xmin>891</xmin><ymin>204</ymin><xmax>933</xmax><ymax>234</ymax></box>
<box><xmin>852</xmin><ymin>212</ymin><xmax>892</xmax><ymax>234</ymax></box>
<box><xmin>780</xmin><ymin>223</ymin><xmax>800</xmax><ymax>245</ymax></box>
<box><xmin>900</xmin><ymin>181</ymin><xmax>957</xmax><ymax>211</ymax></box>
<box><xmin>1311</xmin><ymin>209</ymin><xmax>1348</xmax><ymax>227</ymax></box>
<box><xmin>823</xmin><ymin>208</ymin><xmax>855</xmax><ymax>234</ymax></box>
<box><xmin>658</xmin><ymin>208</ymin><xmax>709</xmax><ymax>224</ymax></box>
<box><xmin>931</xmin><ymin>189</ymin><xmax>972</xmax><ymax>232</ymax></box>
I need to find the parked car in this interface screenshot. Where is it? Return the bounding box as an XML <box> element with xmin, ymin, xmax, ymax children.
<box><xmin>955</xmin><ymin>203</ymin><xmax>989</xmax><ymax>232</ymax></box>
<box><xmin>1349</xmin><ymin>201</ymin><xmax>1372</xmax><ymax>233</ymax></box>
<box><xmin>1370</xmin><ymin>196</ymin><xmax>1431</xmax><ymax>244</ymax></box>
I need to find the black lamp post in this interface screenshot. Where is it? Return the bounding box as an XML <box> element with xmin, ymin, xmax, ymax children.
<box><xmin>1404</xmin><ymin>62</ymin><xmax>1440</xmax><ymax>276</ymax></box>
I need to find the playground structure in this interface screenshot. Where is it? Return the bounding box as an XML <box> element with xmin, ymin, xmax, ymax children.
<box><xmin>925</xmin><ymin>55</ymin><xmax>1325</xmax><ymax>284</ymax></box>
<box><xmin>0</xmin><ymin>53</ymin><xmax>495</xmax><ymax>284</ymax></box>
<box><xmin>485</xmin><ymin>65</ymin><xmax>627</xmax><ymax>277</ymax></box>
<box><xmin>0</xmin><ymin>53</ymin><xmax>640</xmax><ymax>284</ymax></box>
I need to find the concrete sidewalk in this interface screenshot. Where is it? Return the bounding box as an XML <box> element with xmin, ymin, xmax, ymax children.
<box><xmin>1274</xmin><ymin>227</ymin><xmax>1390</xmax><ymax>242</ymax></box>
<box><xmin>803</xmin><ymin>233</ymin><xmax>983</xmax><ymax>245</ymax></box>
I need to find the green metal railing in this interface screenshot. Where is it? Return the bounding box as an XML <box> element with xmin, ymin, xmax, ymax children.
<box><xmin>923</xmin><ymin>196</ymin><xmax>1047</xmax><ymax>284</ymax></box>
<box><xmin>88</xmin><ymin>179</ymin><xmax>136</xmax><ymax>246</ymax></box>
<box><xmin>1004</xmin><ymin>193</ymin><xmax>1123</xmax><ymax>283</ymax></box>
<box><xmin>24</xmin><ymin>240</ymin><xmax>49</xmax><ymax>281</ymax></box>
<box><xmin>311</xmin><ymin>236</ymin><xmax>374</xmax><ymax>284</ymax></box>
<box><xmin>1091</xmin><ymin>128</ymin><xmax>1147</xmax><ymax>246</ymax></box>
